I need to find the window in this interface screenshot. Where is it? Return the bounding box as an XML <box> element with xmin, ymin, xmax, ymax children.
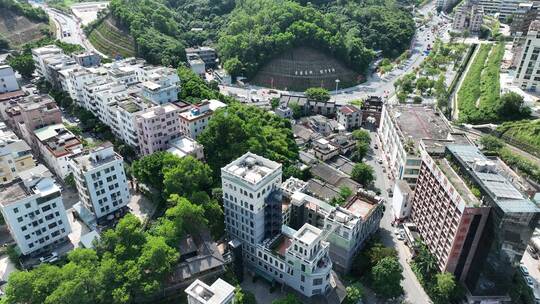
<box><xmin>313</xmin><ymin>278</ymin><xmax>323</xmax><ymax>285</ymax></box>
<box><xmin>17</xmin><ymin>217</ymin><xmax>22</xmax><ymax>223</ymax></box>
<box><xmin>301</xmin><ymin>275</ymin><xmax>305</xmax><ymax>282</ymax></box>
<box><xmin>13</xmin><ymin>208</ymin><xmax>18</xmax><ymax>213</ymax></box>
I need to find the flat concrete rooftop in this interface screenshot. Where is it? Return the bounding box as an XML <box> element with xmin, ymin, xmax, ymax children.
<box><xmin>393</xmin><ymin>105</ymin><xmax>451</xmax><ymax>145</ymax></box>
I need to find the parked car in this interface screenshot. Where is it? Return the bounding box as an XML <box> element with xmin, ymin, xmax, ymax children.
<box><xmin>39</xmin><ymin>252</ymin><xmax>58</xmax><ymax>263</ymax></box>
<box><xmin>520</xmin><ymin>264</ymin><xmax>530</xmax><ymax>276</ymax></box>
<box><xmin>526</xmin><ymin>276</ymin><xmax>535</xmax><ymax>289</ymax></box>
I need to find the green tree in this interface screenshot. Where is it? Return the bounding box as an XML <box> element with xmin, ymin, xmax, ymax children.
<box><xmin>344</xmin><ymin>282</ymin><xmax>363</xmax><ymax>304</ymax></box>
<box><xmin>272</xmin><ymin>294</ymin><xmax>302</xmax><ymax>304</ymax></box>
<box><xmin>497</xmin><ymin>92</ymin><xmax>531</xmax><ymax>121</ymax></box>
<box><xmin>434</xmin><ymin>272</ymin><xmax>456</xmax><ymax>303</ymax></box>
<box><xmin>165</xmin><ymin>195</ymin><xmax>209</xmax><ymax>236</ymax></box>
<box><xmin>368</xmin><ymin>243</ymin><xmax>397</xmax><ymax>266</ymax></box>
<box><xmin>163</xmin><ymin>156</ymin><xmax>213</xmax><ymax>198</ymax></box>
<box><xmin>479</xmin><ymin>135</ymin><xmax>504</xmax><ymax>152</ymax></box>
<box><xmin>131</xmin><ymin>152</ymin><xmax>182</xmax><ymax>192</ymax></box>
<box><xmin>289</xmin><ymin>101</ymin><xmax>303</xmax><ymax>119</ymax></box>
<box><xmin>270</xmin><ymin>98</ymin><xmax>280</xmax><ymax>110</ymax></box>
<box><xmin>198</xmin><ymin>103</ymin><xmax>298</xmax><ymax>176</ymax></box>
<box><xmin>234</xmin><ymin>287</ymin><xmax>257</xmax><ymax>304</ymax></box>
<box><xmin>352</xmin><ymin>141</ymin><xmax>369</xmax><ymax>161</ymax></box>
<box><xmin>351</xmin><ymin>163</ymin><xmax>374</xmax><ymax>185</ymax></box>
<box><xmin>224</xmin><ymin>57</ymin><xmax>244</xmax><ymax>79</ymax></box>
<box><xmin>352</xmin><ymin>129</ymin><xmax>371</xmax><ymax>144</ymax></box>
<box><xmin>7</xmin><ymin>53</ymin><xmax>35</xmax><ymax>78</ymax></box>
<box><xmin>138</xmin><ymin>235</ymin><xmax>178</xmax><ymax>279</ymax></box>
<box><xmin>371</xmin><ymin>256</ymin><xmax>404</xmax><ymax>298</ymax></box>
<box><xmin>305</xmin><ymin>87</ymin><xmax>330</xmax><ymax>102</ymax></box>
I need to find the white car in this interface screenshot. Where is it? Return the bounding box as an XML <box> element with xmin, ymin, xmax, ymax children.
<box><xmin>520</xmin><ymin>264</ymin><xmax>530</xmax><ymax>276</ymax></box>
<box><xmin>39</xmin><ymin>252</ymin><xmax>58</xmax><ymax>263</ymax></box>
<box><xmin>526</xmin><ymin>276</ymin><xmax>535</xmax><ymax>288</ymax></box>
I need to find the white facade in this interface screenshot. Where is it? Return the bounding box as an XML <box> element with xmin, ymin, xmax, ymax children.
<box><xmin>392</xmin><ymin>180</ymin><xmax>413</xmax><ymax>220</ymax></box>
<box><xmin>31</xmin><ymin>45</ymin><xmax>63</xmax><ymax>79</ymax></box>
<box><xmin>0</xmin><ymin>65</ymin><xmax>20</xmax><ymax>93</ymax></box>
<box><xmin>140</xmin><ymin>66</ymin><xmax>180</xmax><ymax>105</ymax></box>
<box><xmin>70</xmin><ymin>143</ymin><xmax>130</xmax><ymax>220</ymax></box>
<box><xmin>336</xmin><ymin>105</ymin><xmax>362</xmax><ymax>131</ymax></box>
<box><xmin>185</xmin><ymin>278</ymin><xmax>235</xmax><ymax>304</ymax></box>
<box><xmin>179</xmin><ymin>101</ymin><xmax>214</xmax><ymax>139</ymax></box>
<box><xmin>515</xmin><ymin>21</ymin><xmax>540</xmax><ymax>92</ymax></box>
<box><xmin>222</xmin><ymin>153</ymin><xmax>333</xmax><ymax>297</ymax></box>
<box><xmin>0</xmin><ymin>165</ymin><xmax>71</xmax><ymax>255</ymax></box>
<box><xmin>33</xmin><ymin>124</ymin><xmax>83</xmax><ymax>179</ymax></box>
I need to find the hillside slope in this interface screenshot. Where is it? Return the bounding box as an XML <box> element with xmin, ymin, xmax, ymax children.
<box><xmin>88</xmin><ymin>15</ymin><xmax>136</xmax><ymax>58</ymax></box>
<box><xmin>0</xmin><ymin>10</ymin><xmax>48</xmax><ymax>47</ymax></box>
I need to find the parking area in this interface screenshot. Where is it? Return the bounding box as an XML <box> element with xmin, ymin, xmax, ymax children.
<box><xmin>71</xmin><ymin>2</ymin><xmax>109</xmax><ymax>26</ymax></box>
<box><xmin>521</xmin><ymin>249</ymin><xmax>540</xmax><ymax>298</ymax></box>
<box><xmin>128</xmin><ymin>185</ymin><xmax>156</xmax><ymax>222</ymax></box>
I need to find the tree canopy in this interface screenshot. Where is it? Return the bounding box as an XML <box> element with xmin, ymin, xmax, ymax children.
<box><xmin>198</xmin><ymin>103</ymin><xmax>298</xmax><ymax>175</ymax></box>
<box><xmin>371</xmin><ymin>256</ymin><xmax>404</xmax><ymax>298</ymax></box>
<box><xmin>351</xmin><ymin>163</ymin><xmax>375</xmax><ymax>185</ymax></box>
<box><xmin>219</xmin><ymin>0</ymin><xmax>413</xmax><ymax>78</ymax></box>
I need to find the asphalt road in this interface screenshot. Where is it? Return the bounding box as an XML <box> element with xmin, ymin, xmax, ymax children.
<box><xmin>368</xmin><ymin>131</ymin><xmax>432</xmax><ymax>304</ymax></box>
<box><xmin>31</xmin><ymin>2</ymin><xmax>106</xmax><ymax>57</ymax></box>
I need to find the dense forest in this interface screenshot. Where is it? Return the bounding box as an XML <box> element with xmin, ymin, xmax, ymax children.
<box><xmin>106</xmin><ymin>0</ymin><xmax>414</xmax><ymax>77</ymax></box>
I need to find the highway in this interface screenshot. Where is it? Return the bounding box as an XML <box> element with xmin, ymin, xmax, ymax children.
<box><xmin>31</xmin><ymin>2</ymin><xmax>106</xmax><ymax>57</ymax></box>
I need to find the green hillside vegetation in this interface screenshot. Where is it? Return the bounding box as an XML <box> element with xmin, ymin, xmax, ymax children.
<box><xmin>457</xmin><ymin>43</ymin><xmax>509</xmax><ymax>123</ymax></box>
<box><xmin>219</xmin><ymin>0</ymin><xmax>415</xmax><ymax>78</ymax></box>
<box><xmin>0</xmin><ymin>0</ymin><xmax>49</xmax><ymax>47</ymax></box>
<box><xmin>105</xmin><ymin>0</ymin><xmax>414</xmax><ymax>74</ymax></box>
<box><xmin>0</xmin><ymin>0</ymin><xmax>48</xmax><ymax>22</ymax></box>
<box><xmin>497</xmin><ymin>120</ymin><xmax>540</xmax><ymax>154</ymax></box>
<box><xmin>108</xmin><ymin>0</ymin><xmax>234</xmax><ymax>66</ymax></box>
<box><xmin>88</xmin><ymin>16</ymin><xmax>135</xmax><ymax>58</ymax></box>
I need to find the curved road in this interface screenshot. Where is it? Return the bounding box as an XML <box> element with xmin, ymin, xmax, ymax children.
<box><xmin>31</xmin><ymin>2</ymin><xmax>107</xmax><ymax>57</ymax></box>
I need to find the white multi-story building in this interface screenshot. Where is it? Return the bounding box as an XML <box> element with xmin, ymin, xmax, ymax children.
<box><xmin>0</xmin><ymin>127</ymin><xmax>36</xmax><ymax>184</ymax></box>
<box><xmin>167</xmin><ymin>136</ymin><xmax>204</xmax><ymax>160</ymax></box>
<box><xmin>179</xmin><ymin>101</ymin><xmax>214</xmax><ymax>139</ymax></box>
<box><xmin>140</xmin><ymin>66</ymin><xmax>180</xmax><ymax>105</ymax></box>
<box><xmin>69</xmin><ymin>143</ymin><xmax>130</xmax><ymax>221</ymax></box>
<box><xmin>136</xmin><ymin>103</ymin><xmax>182</xmax><ymax>155</ymax></box>
<box><xmin>453</xmin><ymin>1</ymin><xmax>484</xmax><ymax>32</ymax></box>
<box><xmin>515</xmin><ymin>21</ymin><xmax>540</xmax><ymax>92</ymax></box>
<box><xmin>0</xmin><ymin>165</ymin><xmax>71</xmax><ymax>255</ymax></box>
<box><xmin>378</xmin><ymin>104</ymin><xmax>452</xmax><ymax>187</ymax></box>
<box><xmin>33</xmin><ymin>123</ymin><xmax>83</xmax><ymax>179</ymax></box>
<box><xmin>31</xmin><ymin>45</ymin><xmax>63</xmax><ymax>79</ymax></box>
<box><xmin>0</xmin><ymin>65</ymin><xmax>20</xmax><ymax>93</ymax></box>
<box><xmin>185</xmin><ymin>278</ymin><xmax>235</xmax><ymax>304</ymax></box>
<box><xmin>222</xmin><ymin>153</ymin><xmax>334</xmax><ymax>297</ymax></box>
<box><xmin>336</xmin><ymin>105</ymin><xmax>362</xmax><ymax>131</ymax></box>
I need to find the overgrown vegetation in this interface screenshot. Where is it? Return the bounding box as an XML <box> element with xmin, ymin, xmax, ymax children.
<box><xmin>198</xmin><ymin>102</ymin><xmax>299</xmax><ymax>178</ymax></box>
<box><xmin>457</xmin><ymin>43</ymin><xmax>521</xmax><ymax>123</ymax></box>
<box><xmin>497</xmin><ymin>119</ymin><xmax>540</xmax><ymax>155</ymax></box>
<box><xmin>350</xmin><ymin>237</ymin><xmax>403</xmax><ymax>299</ymax></box>
<box><xmin>105</xmin><ymin>0</ymin><xmax>413</xmax><ymax>75</ymax></box>
<box><xmin>411</xmin><ymin>242</ymin><xmax>463</xmax><ymax>304</ymax></box>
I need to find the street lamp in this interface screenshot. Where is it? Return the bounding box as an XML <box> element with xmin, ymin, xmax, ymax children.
<box><xmin>335</xmin><ymin>79</ymin><xmax>340</xmax><ymax>95</ymax></box>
